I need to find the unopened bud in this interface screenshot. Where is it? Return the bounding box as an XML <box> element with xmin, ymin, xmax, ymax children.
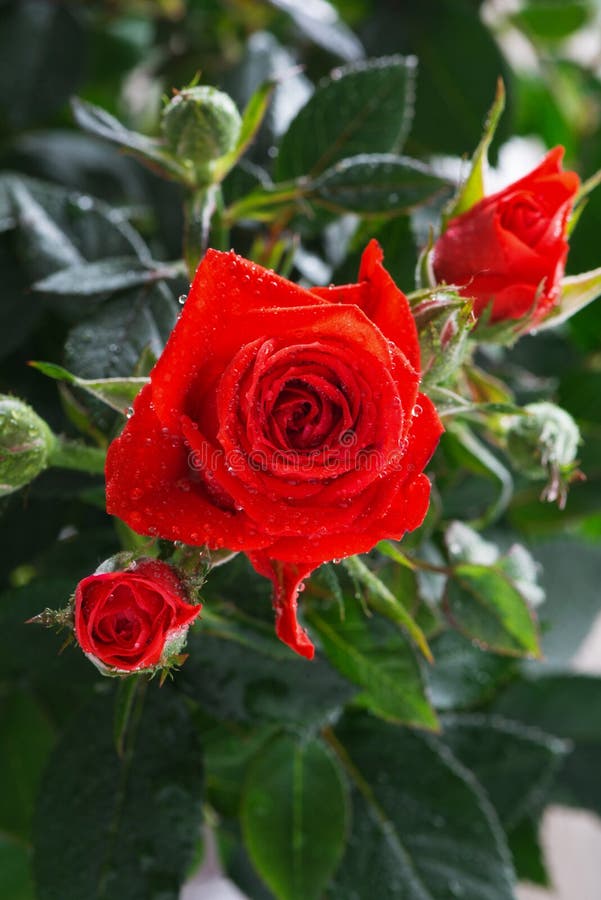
<box><xmin>161</xmin><ymin>86</ymin><xmax>241</xmax><ymax>182</ymax></box>
<box><xmin>0</xmin><ymin>396</ymin><xmax>55</xmax><ymax>496</ymax></box>
<box><xmin>413</xmin><ymin>293</ymin><xmax>474</xmax><ymax>387</ymax></box>
<box><xmin>503</xmin><ymin>401</ymin><xmax>581</xmax><ymax>506</ymax></box>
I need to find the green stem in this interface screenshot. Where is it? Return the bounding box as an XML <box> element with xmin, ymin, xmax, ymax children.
<box><xmin>48</xmin><ymin>436</ymin><xmax>106</xmax><ymax>475</ymax></box>
<box><xmin>183</xmin><ymin>184</ymin><xmax>220</xmax><ymax>278</ymax></box>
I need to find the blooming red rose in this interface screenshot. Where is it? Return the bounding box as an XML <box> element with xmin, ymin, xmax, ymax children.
<box><xmin>74</xmin><ymin>559</ymin><xmax>201</xmax><ymax>674</ymax></box>
<box><xmin>432</xmin><ymin>147</ymin><xmax>580</xmax><ymax>325</ymax></box>
<box><xmin>106</xmin><ymin>241</ymin><xmax>442</xmax><ymax>659</ymax></box>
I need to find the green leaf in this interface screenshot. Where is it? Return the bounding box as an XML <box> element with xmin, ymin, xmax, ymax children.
<box><xmin>444</xmin><ymin>79</ymin><xmax>505</xmax><ymax>224</ymax></box>
<box><xmin>276</xmin><ymin>55</ymin><xmax>417</xmax><ymax>181</ymax></box>
<box><xmin>0</xmin><ymin>580</ymin><xmax>95</xmax><ymax>725</ymax></box>
<box><xmin>309</xmin><ymin>154</ymin><xmax>450</xmax><ymax>215</ymax></box>
<box><xmin>427</xmin><ymin>630</ymin><xmax>516</xmax><ymax>712</ymax></box>
<box><xmin>1</xmin><ymin>173</ymin><xmax>150</xmax><ymax>266</ymax></box>
<box><xmin>365</xmin><ymin>0</ymin><xmax>511</xmax><ymax>159</ymax></box>
<box><xmin>493</xmin><ymin>674</ymin><xmax>601</xmax><ymax>817</ymax></box>
<box><xmin>342</xmin><ymin>555</ymin><xmax>432</xmax><ymax>662</ymax></box>
<box><xmin>443</xmin><ymin>424</ymin><xmax>514</xmax><ymax>528</ymax></box>
<box><xmin>0</xmin><ymin>839</ymin><xmax>35</xmax><ymax>900</ymax></box>
<box><xmin>71</xmin><ymin>98</ymin><xmax>189</xmax><ymax>182</ymax></box>
<box><xmin>204</xmin><ymin>724</ymin><xmax>278</xmax><ymax>819</ymax></box>
<box><xmin>507</xmin><ymin>817</ymin><xmax>550</xmax><ymax>887</ymax></box>
<box><xmin>179</xmin><ymin>606</ymin><xmax>354</xmax><ymax>727</ymax></box>
<box><xmin>441</xmin><ymin>714</ymin><xmax>568</xmax><ymax>830</ymax></box>
<box><xmin>30</xmin><ymin>362</ymin><xmax>147</xmax><ymax>415</ymax></box>
<box><xmin>241</xmin><ymin>732</ymin><xmax>348</xmax><ymax>900</ymax></box>
<box><xmin>265</xmin><ymin>0</ymin><xmax>364</xmax><ymax>62</ymax></box>
<box><xmin>213</xmin><ymin>80</ymin><xmax>277</xmax><ymax>182</ymax></box>
<box><xmin>0</xmin><ymin>690</ymin><xmax>55</xmax><ymax>841</ymax></box>
<box><xmin>445</xmin><ymin>563</ymin><xmax>541</xmax><ymax>658</ymax></box>
<box><xmin>64</xmin><ymin>283</ymin><xmax>177</xmax><ymax>381</ymax></box>
<box><xmin>327</xmin><ymin>714</ymin><xmax>515</xmax><ymax>899</ymax></box>
<box><xmin>511</xmin><ymin>2</ymin><xmax>591</xmax><ymax>41</ymax></box>
<box><xmin>33</xmin><ymin>687</ymin><xmax>203</xmax><ymax>900</ymax></box>
<box><xmin>0</xmin><ymin>1</ymin><xmax>85</xmax><ymax>130</ymax></box>
<box><xmin>32</xmin><ymin>256</ymin><xmax>182</xmax><ymax>296</ymax></box>
<box><xmin>306</xmin><ymin>592</ymin><xmax>439</xmax><ymax>730</ymax></box>
<box><xmin>10</xmin><ymin>179</ymin><xmax>84</xmax><ymax>279</ymax></box>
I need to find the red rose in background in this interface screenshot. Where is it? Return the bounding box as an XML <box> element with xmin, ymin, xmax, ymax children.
<box><xmin>432</xmin><ymin>147</ymin><xmax>580</xmax><ymax>325</ymax></box>
<box><xmin>106</xmin><ymin>242</ymin><xmax>442</xmax><ymax>659</ymax></box>
<box><xmin>74</xmin><ymin>559</ymin><xmax>201</xmax><ymax>673</ymax></box>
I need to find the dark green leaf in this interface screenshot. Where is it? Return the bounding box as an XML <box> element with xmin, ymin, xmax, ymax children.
<box><xmin>0</xmin><ymin>690</ymin><xmax>55</xmax><ymax>841</ymax></box>
<box><xmin>33</xmin><ymin>687</ymin><xmax>203</xmax><ymax>900</ymax></box>
<box><xmin>33</xmin><ymin>256</ymin><xmax>181</xmax><ymax>296</ymax></box>
<box><xmin>179</xmin><ymin>607</ymin><xmax>354</xmax><ymax>727</ymax></box>
<box><xmin>306</xmin><ymin>593</ymin><xmax>439</xmax><ymax>730</ymax></box>
<box><xmin>365</xmin><ymin>0</ymin><xmax>512</xmax><ymax>158</ymax></box>
<box><xmin>71</xmin><ymin>98</ymin><xmax>188</xmax><ymax>182</ymax></box>
<box><xmin>441</xmin><ymin>713</ymin><xmax>568</xmax><ymax>829</ymax></box>
<box><xmin>242</xmin><ymin>732</ymin><xmax>348</xmax><ymax>900</ymax></box>
<box><xmin>507</xmin><ymin>817</ymin><xmax>549</xmax><ymax>887</ymax></box>
<box><xmin>310</xmin><ymin>153</ymin><xmax>450</xmax><ymax>215</ymax></box>
<box><xmin>64</xmin><ymin>283</ymin><xmax>177</xmax><ymax>381</ymax></box>
<box><xmin>327</xmin><ymin>713</ymin><xmax>515</xmax><ymax>899</ymax></box>
<box><xmin>0</xmin><ymin>1</ymin><xmax>86</xmax><ymax>130</ymax></box>
<box><xmin>494</xmin><ymin>674</ymin><xmax>601</xmax><ymax>817</ymax></box>
<box><xmin>0</xmin><ymin>580</ymin><xmax>95</xmax><ymax>724</ymax></box>
<box><xmin>445</xmin><ymin>564</ymin><xmax>541</xmax><ymax>658</ymax></box>
<box><xmin>204</xmin><ymin>724</ymin><xmax>278</xmax><ymax>819</ymax></box>
<box><xmin>276</xmin><ymin>55</ymin><xmax>416</xmax><ymax>180</ymax></box>
<box><xmin>0</xmin><ymin>839</ymin><xmax>35</xmax><ymax>900</ymax></box>
<box><xmin>427</xmin><ymin>630</ymin><xmax>516</xmax><ymax>712</ymax></box>
<box><xmin>266</xmin><ymin>0</ymin><xmax>364</xmax><ymax>62</ymax></box>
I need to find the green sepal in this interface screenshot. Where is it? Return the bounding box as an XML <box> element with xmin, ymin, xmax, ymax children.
<box><xmin>537</xmin><ymin>266</ymin><xmax>601</xmax><ymax>331</ymax></box>
<box><xmin>442</xmin><ymin>78</ymin><xmax>506</xmax><ymax>229</ymax></box>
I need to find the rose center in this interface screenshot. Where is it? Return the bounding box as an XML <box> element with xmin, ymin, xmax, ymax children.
<box><xmin>272</xmin><ymin>381</ymin><xmax>342</xmax><ymax>451</ymax></box>
<box><xmin>500</xmin><ymin>195</ymin><xmax>548</xmax><ymax>245</ymax></box>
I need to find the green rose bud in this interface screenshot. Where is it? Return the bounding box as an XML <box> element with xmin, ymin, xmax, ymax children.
<box><xmin>413</xmin><ymin>292</ymin><xmax>474</xmax><ymax>387</ymax></box>
<box><xmin>0</xmin><ymin>396</ymin><xmax>55</xmax><ymax>496</ymax></box>
<box><xmin>161</xmin><ymin>86</ymin><xmax>242</xmax><ymax>183</ymax></box>
<box><xmin>503</xmin><ymin>401</ymin><xmax>581</xmax><ymax>506</ymax></box>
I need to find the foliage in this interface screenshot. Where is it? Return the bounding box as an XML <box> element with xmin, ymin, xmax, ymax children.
<box><xmin>2</xmin><ymin>1</ymin><xmax>601</xmax><ymax>899</ymax></box>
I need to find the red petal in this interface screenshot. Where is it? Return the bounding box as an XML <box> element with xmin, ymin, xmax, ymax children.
<box><xmin>247</xmin><ymin>553</ymin><xmax>315</xmax><ymax>660</ymax></box>
<box><xmin>311</xmin><ymin>239</ymin><xmax>420</xmax><ymax>371</ymax></box>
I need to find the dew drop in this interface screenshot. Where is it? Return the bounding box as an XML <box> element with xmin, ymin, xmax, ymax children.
<box><xmin>126</xmin><ymin>406</ymin><xmax>134</xmax><ymax>419</ymax></box>
<box><xmin>178</xmin><ymin>294</ymin><xmax>187</xmax><ymax>305</ymax></box>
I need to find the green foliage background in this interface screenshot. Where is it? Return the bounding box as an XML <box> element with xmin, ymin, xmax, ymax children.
<box><xmin>1</xmin><ymin>1</ymin><xmax>601</xmax><ymax>898</ymax></box>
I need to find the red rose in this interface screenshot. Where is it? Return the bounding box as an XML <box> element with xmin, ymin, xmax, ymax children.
<box><xmin>106</xmin><ymin>241</ymin><xmax>442</xmax><ymax>659</ymax></box>
<box><xmin>432</xmin><ymin>147</ymin><xmax>580</xmax><ymax>325</ymax></box>
<box><xmin>74</xmin><ymin>559</ymin><xmax>201</xmax><ymax>674</ymax></box>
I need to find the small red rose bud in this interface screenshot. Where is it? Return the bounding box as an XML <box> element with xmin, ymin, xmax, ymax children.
<box><xmin>73</xmin><ymin>557</ymin><xmax>201</xmax><ymax>676</ymax></box>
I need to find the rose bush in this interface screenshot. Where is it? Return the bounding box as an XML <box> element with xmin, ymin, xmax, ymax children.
<box><xmin>432</xmin><ymin>147</ymin><xmax>580</xmax><ymax>325</ymax></box>
<box><xmin>74</xmin><ymin>559</ymin><xmax>201</xmax><ymax>674</ymax></box>
<box><xmin>106</xmin><ymin>240</ymin><xmax>443</xmax><ymax>658</ymax></box>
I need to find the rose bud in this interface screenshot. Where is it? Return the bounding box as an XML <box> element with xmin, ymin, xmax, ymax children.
<box><xmin>502</xmin><ymin>401</ymin><xmax>581</xmax><ymax>506</ymax></box>
<box><xmin>431</xmin><ymin>148</ymin><xmax>580</xmax><ymax>331</ymax></box>
<box><xmin>161</xmin><ymin>86</ymin><xmax>241</xmax><ymax>182</ymax></box>
<box><xmin>412</xmin><ymin>293</ymin><xmax>475</xmax><ymax>387</ymax></box>
<box><xmin>74</xmin><ymin>558</ymin><xmax>201</xmax><ymax>676</ymax></box>
<box><xmin>106</xmin><ymin>241</ymin><xmax>443</xmax><ymax>660</ymax></box>
<box><xmin>0</xmin><ymin>395</ymin><xmax>55</xmax><ymax>496</ymax></box>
